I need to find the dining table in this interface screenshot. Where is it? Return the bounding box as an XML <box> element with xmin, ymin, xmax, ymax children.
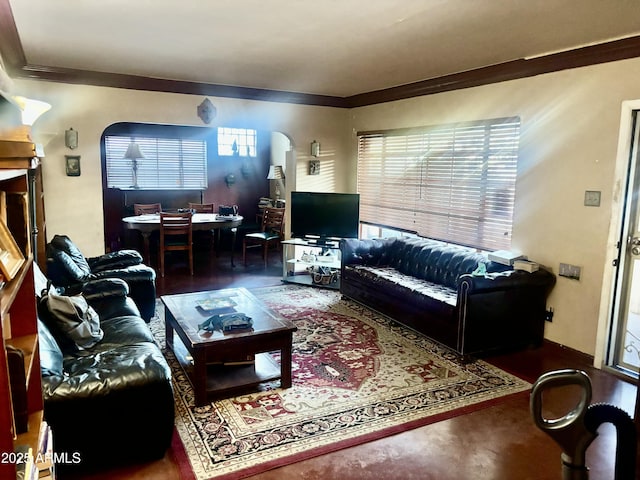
<box><xmin>122</xmin><ymin>213</ymin><xmax>244</xmax><ymax>266</ymax></box>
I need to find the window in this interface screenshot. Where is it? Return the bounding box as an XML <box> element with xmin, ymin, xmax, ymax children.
<box><xmin>357</xmin><ymin>117</ymin><xmax>520</xmax><ymax>251</ymax></box>
<box><xmin>217</xmin><ymin>127</ymin><xmax>257</xmax><ymax>157</ymax></box>
<box><xmin>105</xmin><ymin>135</ymin><xmax>207</xmax><ymax>190</ymax></box>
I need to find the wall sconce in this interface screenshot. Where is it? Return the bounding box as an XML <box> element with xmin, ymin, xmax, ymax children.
<box><xmin>123</xmin><ymin>142</ymin><xmax>145</xmax><ymax>189</ymax></box>
<box><xmin>241</xmin><ymin>162</ymin><xmax>251</xmax><ymax>178</ymax></box>
<box><xmin>311</xmin><ymin>140</ymin><xmax>320</xmax><ymax>157</ymax></box>
<box><xmin>267</xmin><ymin>165</ymin><xmax>285</xmax><ymax>200</ymax></box>
<box><xmin>65</xmin><ymin>128</ymin><xmax>78</xmax><ymax>149</ymax></box>
<box><xmin>225</xmin><ymin>173</ymin><xmax>236</xmax><ymax>187</ymax></box>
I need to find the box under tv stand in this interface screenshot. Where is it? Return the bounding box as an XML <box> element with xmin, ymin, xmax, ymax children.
<box><xmin>282</xmin><ymin>238</ymin><xmax>341</xmax><ymax>289</ymax></box>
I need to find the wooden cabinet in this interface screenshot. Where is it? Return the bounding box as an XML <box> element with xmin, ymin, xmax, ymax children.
<box><xmin>0</xmin><ymin>129</ymin><xmax>50</xmax><ymax>478</ymax></box>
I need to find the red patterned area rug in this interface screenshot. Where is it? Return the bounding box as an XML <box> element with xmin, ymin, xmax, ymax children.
<box><xmin>151</xmin><ymin>285</ymin><xmax>530</xmax><ymax>480</ymax></box>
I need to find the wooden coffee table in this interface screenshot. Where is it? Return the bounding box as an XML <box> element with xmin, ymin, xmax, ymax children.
<box><xmin>161</xmin><ymin>287</ymin><xmax>297</xmax><ymax>406</ymax></box>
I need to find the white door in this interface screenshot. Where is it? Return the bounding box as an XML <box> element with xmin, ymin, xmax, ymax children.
<box><xmin>609</xmin><ymin>112</ymin><xmax>640</xmax><ymax>375</ymax></box>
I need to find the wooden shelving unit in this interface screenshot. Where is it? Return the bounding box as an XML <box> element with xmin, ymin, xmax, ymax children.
<box><xmin>0</xmin><ymin>122</ymin><xmax>51</xmax><ymax>478</ymax></box>
<box><xmin>282</xmin><ymin>238</ymin><xmax>342</xmax><ymax>290</ymax></box>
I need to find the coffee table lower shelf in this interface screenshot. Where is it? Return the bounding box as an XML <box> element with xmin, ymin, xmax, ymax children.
<box><xmin>171</xmin><ymin>336</ymin><xmax>282</xmax><ymax>401</ymax></box>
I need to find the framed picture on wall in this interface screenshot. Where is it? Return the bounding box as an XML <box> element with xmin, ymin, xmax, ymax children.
<box><xmin>309</xmin><ymin>159</ymin><xmax>320</xmax><ymax>175</ymax></box>
<box><xmin>65</xmin><ymin>155</ymin><xmax>81</xmax><ymax>176</ymax></box>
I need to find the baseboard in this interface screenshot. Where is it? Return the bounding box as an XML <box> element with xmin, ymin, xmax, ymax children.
<box><xmin>541</xmin><ymin>339</ymin><xmax>595</xmax><ymax>366</ymax></box>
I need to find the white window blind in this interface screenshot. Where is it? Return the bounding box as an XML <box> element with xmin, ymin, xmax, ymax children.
<box><xmin>357</xmin><ymin>117</ymin><xmax>520</xmax><ymax>251</ymax></box>
<box><xmin>105</xmin><ymin>135</ymin><xmax>207</xmax><ymax>190</ymax></box>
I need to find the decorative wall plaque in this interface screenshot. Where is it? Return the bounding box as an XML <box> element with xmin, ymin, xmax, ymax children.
<box><xmin>197</xmin><ymin>98</ymin><xmax>216</xmax><ymax>124</ymax></box>
<box><xmin>65</xmin><ymin>128</ymin><xmax>78</xmax><ymax>149</ymax></box>
<box><xmin>65</xmin><ymin>155</ymin><xmax>81</xmax><ymax>176</ymax></box>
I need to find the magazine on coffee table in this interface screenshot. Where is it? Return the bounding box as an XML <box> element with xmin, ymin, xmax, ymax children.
<box><xmin>196</xmin><ymin>297</ymin><xmax>237</xmax><ymax>312</ymax></box>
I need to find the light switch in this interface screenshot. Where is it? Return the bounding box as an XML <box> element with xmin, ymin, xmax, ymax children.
<box><xmin>584</xmin><ymin>190</ymin><xmax>601</xmax><ymax>207</ymax></box>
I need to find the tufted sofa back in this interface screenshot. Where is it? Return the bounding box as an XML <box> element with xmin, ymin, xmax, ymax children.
<box><xmin>342</xmin><ymin>236</ymin><xmax>509</xmax><ymax>290</ymax></box>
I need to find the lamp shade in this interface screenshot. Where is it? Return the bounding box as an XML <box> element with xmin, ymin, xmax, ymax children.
<box><xmin>123</xmin><ymin>142</ymin><xmax>145</xmax><ymax>159</ymax></box>
<box><xmin>12</xmin><ymin>95</ymin><xmax>51</xmax><ymax>126</ymax></box>
<box><xmin>267</xmin><ymin>165</ymin><xmax>284</xmax><ymax>180</ymax></box>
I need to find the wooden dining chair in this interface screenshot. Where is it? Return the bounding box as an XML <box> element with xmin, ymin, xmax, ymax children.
<box><xmin>188</xmin><ymin>202</ymin><xmax>215</xmax><ymax>213</ymax></box>
<box><xmin>188</xmin><ymin>203</ymin><xmax>216</xmax><ymax>250</ymax></box>
<box><xmin>132</xmin><ymin>203</ymin><xmax>162</xmax><ymax>258</ymax></box>
<box><xmin>134</xmin><ymin>203</ymin><xmax>162</xmax><ymax>215</ymax></box>
<box><xmin>242</xmin><ymin>207</ymin><xmax>285</xmax><ymax>267</ymax></box>
<box><xmin>159</xmin><ymin>211</ymin><xmax>193</xmax><ymax>277</ymax></box>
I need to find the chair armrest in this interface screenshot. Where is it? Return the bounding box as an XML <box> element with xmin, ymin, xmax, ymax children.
<box><xmin>92</xmin><ymin>264</ymin><xmax>156</xmax><ymax>283</ymax></box>
<box><xmin>87</xmin><ymin>250</ymin><xmax>143</xmax><ymax>272</ymax></box>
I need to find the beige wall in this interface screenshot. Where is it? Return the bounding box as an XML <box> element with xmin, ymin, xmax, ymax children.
<box><xmin>12</xmin><ymin>55</ymin><xmax>640</xmax><ymax>356</ymax></box>
<box><xmin>349</xmin><ymin>57</ymin><xmax>640</xmax><ymax>356</ymax></box>
<box><xmin>12</xmin><ymin>79</ymin><xmax>350</xmax><ymax>257</ymax></box>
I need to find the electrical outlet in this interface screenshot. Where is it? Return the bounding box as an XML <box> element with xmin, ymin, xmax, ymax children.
<box><xmin>545</xmin><ymin>307</ymin><xmax>554</xmax><ymax>322</ymax></box>
<box><xmin>559</xmin><ymin>263</ymin><xmax>581</xmax><ymax>280</ymax></box>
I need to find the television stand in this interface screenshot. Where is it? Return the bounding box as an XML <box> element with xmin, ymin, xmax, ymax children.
<box><xmin>300</xmin><ymin>237</ymin><xmax>339</xmax><ymax>248</ymax></box>
<box><xmin>282</xmin><ymin>238</ymin><xmax>342</xmax><ymax>289</ymax></box>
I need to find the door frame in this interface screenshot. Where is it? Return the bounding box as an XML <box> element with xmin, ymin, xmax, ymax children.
<box><xmin>595</xmin><ymin>99</ymin><xmax>640</xmax><ymax>371</ymax></box>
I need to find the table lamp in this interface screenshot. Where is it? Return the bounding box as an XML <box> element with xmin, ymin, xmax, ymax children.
<box><xmin>267</xmin><ymin>165</ymin><xmax>285</xmax><ymax>200</ymax></box>
<box><xmin>124</xmin><ymin>142</ymin><xmax>145</xmax><ymax>189</ymax></box>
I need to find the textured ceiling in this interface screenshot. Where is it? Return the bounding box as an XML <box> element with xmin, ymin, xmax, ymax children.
<box><xmin>7</xmin><ymin>0</ymin><xmax>640</xmax><ymax>98</ymax></box>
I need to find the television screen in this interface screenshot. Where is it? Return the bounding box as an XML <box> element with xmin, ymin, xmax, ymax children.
<box><xmin>290</xmin><ymin>192</ymin><xmax>360</xmax><ymax>241</ymax></box>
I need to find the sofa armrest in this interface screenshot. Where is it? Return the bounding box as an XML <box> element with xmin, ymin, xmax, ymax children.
<box><xmin>458</xmin><ymin>268</ymin><xmax>556</xmax><ymax>293</ymax></box>
<box><xmin>87</xmin><ymin>250</ymin><xmax>143</xmax><ymax>272</ymax></box>
<box><xmin>340</xmin><ymin>237</ymin><xmax>396</xmax><ymax>268</ymax></box>
<box><xmin>91</xmin><ymin>265</ymin><xmax>156</xmax><ymax>322</ymax></box>
<box><xmin>81</xmin><ymin>278</ymin><xmax>129</xmax><ymax>301</ymax></box>
<box><xmin>81</xmin><ymin>278</ymin><xmax>141</xmax><ymax>320</ymax></box>
<box><xmin>455</xmin><ymin>267</ymin><xmax>556</xmax><ymax>356</ymax></box>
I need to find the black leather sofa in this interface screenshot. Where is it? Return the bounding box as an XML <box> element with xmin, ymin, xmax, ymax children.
<box><xmin>36</xmin><ymin>269</ymin><xmax>174</xmax><ymax>472</ymax></box>
<box><xmin>340</xmin><ymin>237</ymin><xmax>556</xmax><ymax>358</ymax></box>
<box><xmin>45</xmin><ymin>234</ymin><xmax>157</xmax><ymax>322</ymax></box>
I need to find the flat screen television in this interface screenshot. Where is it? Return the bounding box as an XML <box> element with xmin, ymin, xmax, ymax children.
<box><xmin>290</xmin><ymin>191</ymin><xmax>360</xmax><ymax>242</ymax></box>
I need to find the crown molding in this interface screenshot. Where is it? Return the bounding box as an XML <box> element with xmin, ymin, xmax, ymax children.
<box><xmin>16</xmin><ymin>62</ymin><xmax>348</xmax><ymax>107</ymax></box>
<box><xmin>1</xmin><ymin>0</ymin><xmax>639</xmax><ymax>108</ymax></box>
<box><xmin>345</xmin><ymin>36</ymin><xmax>640</xmax><ymax>107</ymax></box>
<box><xmin>0</xmin><ymin>0</ymin><xmax>25</xmax><ymax>70</ymax></box>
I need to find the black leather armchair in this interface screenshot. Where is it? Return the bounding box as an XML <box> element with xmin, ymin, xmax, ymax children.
<box><xmin>46</xmin><ymin>234</ymin><xmax>157</xmax><ymax>321</ymax></box>
<box><xmin>37</xmin><ymin>276</ymin><xmax>174</xmax><ymax>472</ymax></box>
